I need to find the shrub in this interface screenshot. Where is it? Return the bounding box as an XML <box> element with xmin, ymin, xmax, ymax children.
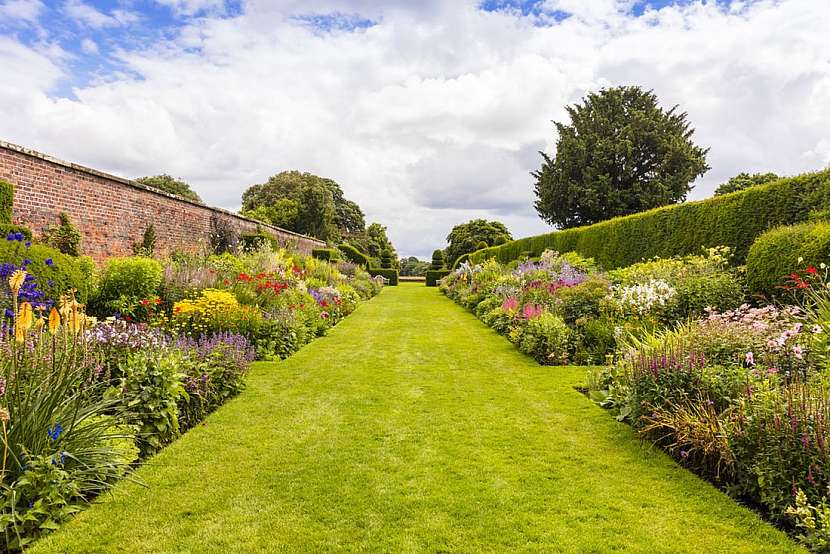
<box><xmin>746</xmin><ymin>221</ymin><xmax>830</xmax><ymax>298</ymax></box>
<box><xmin>0</xmin><ymin>225</ymin><xmax>31</xmax><ymax>241</ymax></box>
<box><xmin>430</xmin><ymin>249</ymin><xmax>445</xmax><ymax>270</ymax></box>
<box><xmin>471</xmin><ymin>169</ymin><xmax>830</xmax><ymax>268</ymax></box>
<box><xmin>0</xmin><ymin>180</ymin><xmax>13</xmax><ymax>224</ymax></box>
<box><xmin>43</xmin><ymin>212</ymin><xmax>82</xmax><ymax>257</ymax></box>
<box><xmin>0</xmin><ymin>237</ymin><xmax>90</xmax><ymax>304</ymax></box>
<box><xmin>209</xmin><ymin>214</ymin><xmax>238</xmax><ymax>255</ymax></box>
<box><xmin>92</xmin><ymin>257</ymin><xmax>163</xmax><ymax>316</ymax></box>
<box><xmin>239</xmin><ymin>231</ymin><xmax>278</xmax><ymax>252</ymax></box>
<box><xmin>367</xmin><ymin>268</ymin><xmax>398</xmax><ymax>286</ymax></box>
<box><xmin>426</xmin><ymin>270</ymin><xmax>450</xmax><ymax>287</ymax></box>
<box><xmin>312</xmin><ymin>248</ymin><xmax>341</xmax><ymax>262</ymax></box>
<box><xmin>516</xmin><ymin>311</ymin><xmax>571</xmax><ymax>364</ymax></box>
<box><xmin>380</xmin><ymin>250</ymin><xmax>393</xmax><ymax>269</ymax></box>
<box><xmin>132</xmin><ymin>224</ymin><xmax>157</xmax><ymax>257</ymax></box>
<box><xmin>338</xmin><ymin>243</ymin><xmax>370</xmax><ymax>267</ymax></box>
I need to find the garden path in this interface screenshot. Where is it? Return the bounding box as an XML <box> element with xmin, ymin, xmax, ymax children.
<box><xmin>32</xmin><ymin>284</ymin><xmax>799</xmax><ymax>553</ymax></box>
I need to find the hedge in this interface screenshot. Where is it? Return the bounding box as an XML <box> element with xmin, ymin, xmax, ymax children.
<box><xmin>470</xmin><ymin>169</ymin><xmax>830</xmax><ymax>269</ymax></box>
<box><xmin>425</xmin><ymin>270</ymin><xmax>450</xmax><ymax>287</ymax></box>
<box><xmin>0</xmin><ymin>239</ymin><xmax>90</xmax><ymax>303</ymax></box>
<box><xmin>367</xmin><ymin>268</ymin><xmax>398</xmax><ymax>286</ymax></box>
<box><xmin>0</xmin><ymin>180</ymin><xmax>12</xmax><ymax>224</ymax></box>
<box><xmin>746</xmin><ymin>221</ymin><xmax>830</xmax><ymax>298</ymax></box>
<box><xmin>338</xmin><ymin>243</ymin><xmax>370</xmax><ymax>267</ymax></box>
<box><xmin>311</xmin><ymin>248</ymin><xmax>341</xmax><ymax>262</ymax></box>
<box><xmin>452</xmin><ymin>253</ymin><xmax>471</xmax><ymax>270</ymax></box>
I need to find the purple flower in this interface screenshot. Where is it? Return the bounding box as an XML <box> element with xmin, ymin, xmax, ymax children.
<box><xmin>45</xmin><ymin>258</ymin><xmax>53</xmax><ymax>266</ymax></box>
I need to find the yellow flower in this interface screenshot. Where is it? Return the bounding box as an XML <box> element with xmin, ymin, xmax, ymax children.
<box><xmin>35</xmin><ymin>318</ymin><xmax>45</xmax><ymax>331</ymax></box>
<box><xmin>8</xmin><ymin>270</ymin><xmax>26</xmax><ymax>296</ymax></box>
<box><xmin>48</xmin><ymin>308</ymin><xmax>61</xmax><ymax>334</ymax></box>
<box><xmin>17</xmin><ymin>302</ymin><xmax>33</xmax><ymax>331</ymax></box>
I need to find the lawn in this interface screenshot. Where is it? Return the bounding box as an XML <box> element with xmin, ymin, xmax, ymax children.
<box><xmin>32</xmin><ymin>283</ymin><xmax>800</xmax><ymax>553</ymax></box>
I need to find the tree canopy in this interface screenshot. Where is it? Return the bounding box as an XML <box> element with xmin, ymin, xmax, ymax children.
<box><xmin>533</xmin><ymin>86</ymin><xmax>709</xmax><ymax>229</ymax></box>
<box><xmin>241</xmin><ymin>171</ymin><xmax>365</xmax><ymax>241</ymax></box>
<box><xmin>714</xmin><ymin>172</ymin><xmax>780</xmax><ymax>196</ymax></box>
<box><xmin>135</xmin><ymin>174</ymin><xmax>202</xmax><ymax>203</ymax></box>
<box><xmin>400</xmin><ymin>256</ymin><xmax>430</xmax><ymax>276</ymax></box>
<box><xmin>445</xmin><ymin>219</ymin><xmax>511</xmax><ymax>266</ymax></box>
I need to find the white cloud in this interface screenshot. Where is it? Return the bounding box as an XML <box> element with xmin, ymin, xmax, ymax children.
<box><xmin>0</xmin><ymin>0</ymin><xmax>44</xmax><ymax>23</ymax></box>
<box><xmin>80</xmin><ymin>37</ymin><xmax>98</xmax><ymax>54</ymax></box>
<box><xmin>153</xmin><ymin>0</ymin><xmax>227</xmax><ymax>17</ymax></box>
<box><xmin>1</xmin><ymin>0</ymin><xmax>829</xmax><ymax>257</ymax></box>
<box><xmin>63</xmin><ymin>0</ymin><xmax>140</xmax><ymax>28</ymax></box>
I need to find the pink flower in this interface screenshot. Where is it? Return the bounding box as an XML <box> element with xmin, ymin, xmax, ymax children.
<box><xmin>522</xmin><ymin>303</ymin><xmax>544</xmax><ymax>320</ymax></box>
<box><xmin>502</xmin><ymin>297</ymin><xmax>519</xmax><ymax>313</ymax></box>
<box><xmin>744</xmin><ymin>351</ymin><xmax>755</xmax><ymax>366</ymax></box>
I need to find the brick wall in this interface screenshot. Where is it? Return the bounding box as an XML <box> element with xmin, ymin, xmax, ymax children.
<box><xmin>0</xmin><ymin>140</ymin><xmax>325</xmax><ymax>263</ymax></box>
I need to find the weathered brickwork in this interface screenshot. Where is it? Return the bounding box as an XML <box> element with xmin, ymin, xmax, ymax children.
<box><xmin>0</xmin><ymin>140</ymin><xmax>324</xmax><ymax>263</ymax></box>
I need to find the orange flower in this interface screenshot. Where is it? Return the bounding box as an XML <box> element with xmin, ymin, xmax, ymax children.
<box><xmin>48</xmin><ymin>307</ymin><xmax>61</xmax><ymax>334</ymax></box>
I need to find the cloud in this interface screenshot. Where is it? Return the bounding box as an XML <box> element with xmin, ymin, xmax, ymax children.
<box><xmin>0</xmin><ymin>0</ymin><xmax>44</xmax><ymax>23</ymax></box>
<box><xmin>63</xmin><ymin>0</ymin><xmax>140</xmax><ymax>28</ymax></box>
<box><xmin>80</xmin><ymin>37</ymin><xmax>98</xmax><ymax>54</ymax></box>
<box><xmin>0</xmin><ymin>0</ymin><xmax>829</xmax><ymax>258</ymax></box>
<box><xmin>153</xmin><ymin>0</ymin><xmax>228</xmax><ymax>17</ymax></box>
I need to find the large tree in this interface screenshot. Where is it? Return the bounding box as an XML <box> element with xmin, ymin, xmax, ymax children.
<box><xmin>714</xmin><ymin>172</ymin><xmax>779</xmax><ymax>196</ymax></box>
<box><xmin>533</xmin><ymin>86</ymin><xmax>709</xmax><ymax>229</ymax></box>
<box><xmin>362</xmin><ymin>222</ymin><xmax>397</xmax><ymax>264</ymax></box>
<box><xmin>444</xmin><ymin>219</ymin><xmax>511</xmax><ymax>266</ymax></box>
<box><xmin>135</xmin><ymin>174</ymin><xmax>202</xmax><ymax>203</ymax></box>
<box><xmin>241</xmin><ymin>171</ymin><xmax>365</xmax><ymax>241</ymax></box>
<box><xmin>399</xmin><ymin>256</ymin><xmax>430</xmax><ymax>276</ymax></box>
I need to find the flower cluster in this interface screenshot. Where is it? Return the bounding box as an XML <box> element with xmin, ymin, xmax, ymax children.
<box><xmin>607</xmin><ymin>279</ymin><xmax>676</xmax><ymax>317</ymax></box>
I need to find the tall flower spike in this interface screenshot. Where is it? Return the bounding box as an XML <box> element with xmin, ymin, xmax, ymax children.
<box><xmin>8</xmin><ymin>269</ymin><xmax>26</xmax><ymax>296</ymax></box>
<box><xmin>48</xmin><ymin>307</ymin><xmax>61</xmax><ymax>334</ymax></box>
<box><xmin>17</xmin><ymin>302</ymin><xmax>33</xmax><ymax>331</ymax></box>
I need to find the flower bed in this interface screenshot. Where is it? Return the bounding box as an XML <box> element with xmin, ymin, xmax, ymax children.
<box><xmin>439</xmin><ymin>249</ymin><xmax>830</xmax><ymax>550</ymax></box>
<box><xmin>0</xmin><ymin>241</ymin><xmax>381</xmax><ymax>550</ymax></box>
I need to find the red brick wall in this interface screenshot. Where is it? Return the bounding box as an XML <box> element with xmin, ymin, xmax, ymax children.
<box><xmin>0</xmin><ymin>140</ymin><xmax>324</xmax><ymax>263</ymax></box>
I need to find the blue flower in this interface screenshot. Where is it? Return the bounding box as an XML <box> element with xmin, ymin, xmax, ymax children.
<box><xmin>13</xmin><ymin>232</ymin><xmax>23</xmax><ymax>241</ymax></box>
<box><xmin>5</xmin><ymin>232</ymin><xmax>13</xmax><ymax>241</ymax></box>
<box><xmin>47</xmin><ymin>423</ymin><xmax>63</xmax><ymax>442</ymax></box>
<box><xmin>24</xmin><ymin>241</ymin><xmax>31</xmax><ymax>248</ymax></box>
<box><xmin>4</xmin><ymin>308</ymin><xmax>13</xmax><ymax>318</ymax></box>
<box><xmin>22</xmin><ymin>258</ymin><xmax>31</xmax><ymax>266</ymax></box>
<box><xmin>45</xmin><ymin>258</ymin><xmax>53</xmax><ymax>267</ymax></box>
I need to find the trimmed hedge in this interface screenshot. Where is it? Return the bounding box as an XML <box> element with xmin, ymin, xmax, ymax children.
<box><xmin>470</xmin><ymin>169</ymin><xmax>830</xmax><ymax>269</ymax></box>
<box><xmin>338</xmin><ymin>243</ymin><xmax>370</xmax><ymax>267</ymax></box>
<box><xmin>0</xmin><ymin>179</ymin><xmax>12</xmax><ymax>224</ymax></box>
<box><xmin>452</xmin><ymin>253</ymin><xmax>471</xmax><ymax>270</ymax></box>
<box><xmin>0</xmin><ymin>239</ymin><xmax>90</xmax><ymax>302</ymax></box>
<box><xmin>425</xmin><ymin>270</ymin><xmax>450</xmax><ymax>287</ymax></box>
<box><xmin>746</xmin><ymin>221</ymin><xmax>830</xmax><ymax>298</ymax></box>
<box><xmin>311</xmin><ymin>248</ymin><xmax>341</xmax><ymax>262</ymax></box>
<box><xmin>367</xmin><ymin>268</ymin><xmax>399</xmax><ymax>286</ymax></box>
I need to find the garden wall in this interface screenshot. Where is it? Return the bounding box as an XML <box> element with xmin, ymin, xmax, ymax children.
<box><xmin>0</xmin><ymin>140</ymin><xmax>324</xmax><ymax>263</ymax></box>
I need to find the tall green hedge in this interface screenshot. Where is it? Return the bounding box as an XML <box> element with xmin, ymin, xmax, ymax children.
<box><xmin>0</xmin><ymin>180</ymin><xmax>13</xmax><ymax>224</ymax></box>
<box><xmin>746</xmin><ymin>221</ymin><xmax>830</xmax><ymax>298</ymax></box>
<box><xmin>470</xmin><ymin>169</ymin><xmax>830</xmax><ymax>269</ymax></box>
<box><xmin>311</xmin><ymin>248</ymin><xmax>341</xmax><ymax>262</ymax></box>
<box><xmin>338</xmin><ymin>243</ymin><xmax>370</xmax><ymax>267</ymax></box>
<box><xmin>425</xmin><ymin>270</ymin><xmax>450</xmax><ymax>287</ymax></box>
<box><xmin>367</xmin><ymin>268</ymin><xmax>398</xmax><ymax>286</ymax></box>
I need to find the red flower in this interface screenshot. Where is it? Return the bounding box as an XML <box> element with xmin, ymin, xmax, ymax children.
<box><xmin>807</xmin><ymin>266</ymin><xmax>818</xmax><ymax>275</ymax></box>
<box><xmin>140</xmin><ymin>299</ymin><xmax>150</xmax><ymax>306</ymax></box>
<box><xmin>238</xmin><ymin>273</ymin><xmax>251</xmax><ymax>281</ymax></box>
<box><xmin>155</xmin><ymin>298</ymin><xmax>162</xmax><ymax>305</ymax></box>
<box><xmin>223</xmin><ymin>279</ymin><xmax>230</xmax><ymax>285</ymax></box>
<box><xmin>257</xmin><ymin>272</ymin><xmax>266</xmax><ymax>280</ymax></box>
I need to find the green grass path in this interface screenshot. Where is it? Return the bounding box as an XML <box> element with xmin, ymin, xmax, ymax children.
<box><xmin>33</xmin><ymin>284</ymin><xmax>800</xmax><ymax>553</ymax></box>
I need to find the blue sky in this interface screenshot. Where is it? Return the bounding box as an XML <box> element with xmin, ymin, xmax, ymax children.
<box><xmin>0</xmin><ymin>0</ymin><xmax>826</xmax><ymax>258</ymax></box>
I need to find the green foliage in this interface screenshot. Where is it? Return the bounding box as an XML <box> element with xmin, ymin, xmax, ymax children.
<box><xmin>363</xmin><ymin>223</ymin><xmax>397</xmax><ymax>261</ymax></box>
<box><xmin>0</xmin><ymin>225</ymin><xmax>32</xmax><ymax>241</ymax></box>
<box><xmin>533</xmin><ymin>86</ymin><xmax>709</xmax><ymax>228</ymax></box>
<box><xmin>116</xmin><ymin>351</ymin><xmax>185</xmax><ymax>457</ymax></box>
<box><xmin>43</xmin><ymin>213</ymin><xmax>81</xmax><ymax>257</ymax></box>
<box><xmin>425</xmin><ymin>270</ymin><xmax>450</xmax><ymax>287</ymax></box>
<box><xmin>430</xmin><ymin>249</ymin><xmax>444</xmax><ymax>270</ymax></box>
<box><xmin>312</xmin><ymin>248</ymin><xmax>341</xmax><ymax>262</ymax></box>
<box><xmin>473</xmin><ymin>169</ymin><xmax>830</xmax><ymax>268</ymax></box>
<box><xmin>746</xmin><ymin>221</ymin><xmax>830</xmax><ymax>298</ymax></box>
<box><xmin>135</xmin><ymin>174</ymin><xmax>202</xmax><ymax>203</ymax></box>
<box><xmin>92</xmin><ymin>256</ymin><xmax>163</xmax><ymax>316</ymax></box>
<box><xmin>445</xmin><ymin>219</ymin><xmax>512</xmax><ymax>266</ymax></box>
<box><xmin>715</xmin><ymin>171</ymin><xmax>779</xmax><ymax>196</ymax></box>
<box><xmin>399</xmin><ymin>256</ymin><xmax>429</xmax><ymax>276</ymax></box>
<box><xmin>337</xmin><ymin>243</ymin><xmax>370</xmax><ymax>267</ymax></box>
<box><xmin>367</xmin><ymin>268</ymin><xmax>398</xmax><ymax>286</ymax></box>
<box><xmin>132</xmin><ymin>224</ymin><xmax>157</xmax><ymax>257</ymax></box>
<box><xmin>516</xmin><ymin>312</ymin><xmax>571</xmax><ymax>365</ymax></box>
<box><xmin>0</xmin><ymin>179</ymin><xmax>13</xmax><ymax>224</ymax></box>
<box><xmin>452</xmin><ymin>252</ymin><xmax>471</xmax><ymax>269</ymax></box>
<box><xmin>239</xmin><ymin>231</ymin><xmax>279</xmax><ymax>252</ymax></box>
<box><xmin>380</xmin><ymin>250</ymin><xmax>393</xmax><ymax>269</ymax></box>
<box><xmin>0</xmin><ymin>240</ymin><xmax>89</xmax><ymax>303</ymax></box>
<box><xmin>241</xmin><ymin>171</ymin><xmax>365</xmax><ymax>241</ymax></box>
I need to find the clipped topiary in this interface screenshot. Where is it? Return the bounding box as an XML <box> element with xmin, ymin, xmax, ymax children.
<box><xmin>746</xmin><ymin>221</ymin><xmax>830</xmax><ymax>298</ymax></box>
<box><xmin>380</xmin><ymin>250</ymin><xmax>393</xmax><ymax>269</ymax></box>
<box><xmin>338</xmin><ymin>243</ymin><xmax>370</xmax><ymax>267</ymax></box>
<box><xmin>312</xmin><ymin>248</ymin><xmax>341</xmax><ymax>262</ymax></box>
<box><xmin>430</xmin><ymin>249</ymin><xmax>445</xmax><ymax>270</ymax></box>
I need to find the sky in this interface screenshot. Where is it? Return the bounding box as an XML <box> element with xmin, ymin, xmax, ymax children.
<box><xmin>0</xmin><ymin>0</ymin><xmax>829</xmax><ymax>258</ymax></box>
